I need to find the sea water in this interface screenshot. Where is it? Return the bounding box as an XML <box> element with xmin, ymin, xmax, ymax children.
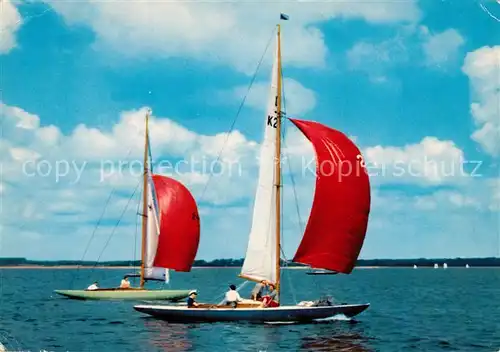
<box><xmin>0</xmin><ymin>267</ymin><xmax>499</xmax><ymax>351</ymax></box>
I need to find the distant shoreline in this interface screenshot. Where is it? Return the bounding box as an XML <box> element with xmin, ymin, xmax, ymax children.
<box><xmin>0</xmin><ymin>265</ymin><xmax>496</xmax><ymax>270</ymax></box>
<box><xmin>1</xmin><ymin>256</ymin><xmax>499</xmax><ymax>269</ymax></box>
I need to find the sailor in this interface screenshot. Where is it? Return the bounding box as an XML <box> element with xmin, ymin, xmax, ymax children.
<box><xmin>222</xmin><ymin>284</ymin><xmax>243</xmax><ymax>307</ymax></box>
<box><xmin>261</xmin><ymin>283</ymin><xmax>279</xmax><ymax>308</ymax></box>
<box><xmin>86</xmin><ymin>281</ymin><xmax>99</xmax><ymax>290</ymax></box>
<box><xmin>187</xmin><ymin>290</ymin><xmax>199</xmax><ymax>308</ymax></box>
<box><xmin>250</xmin><ymin>280</ymin><xmax>267</xmax><ymax>301</ymax></box>
<box><xmin>119</xmin><ymin>276</ymin><xmax>131</xmax><ymax>289</ymax></box>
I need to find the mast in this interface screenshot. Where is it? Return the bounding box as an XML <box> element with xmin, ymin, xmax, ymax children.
<box><xmin>140</xmin><ymin>109</ymin><xmax>150</xmax><ymax>289</ymax></box>
<box><xmin>274</xmin><ymin>24</ymin><xmax>282</xmax><ymax>302</ymax></box>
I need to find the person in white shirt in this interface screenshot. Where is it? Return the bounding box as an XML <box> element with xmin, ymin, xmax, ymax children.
<box><xmin>222</xmin><ymin>284</ymin><xmax>242</xmax><ymax>307</ymax></box>
<box><xmin>86</xmin><ymin>281</ymin><xmax>99</xmax><ymax>290</ymax></box>
<box><xmin>119</xmin><ymin>276</ymin><xmax>131</xmax><ymax>289</ymax></box>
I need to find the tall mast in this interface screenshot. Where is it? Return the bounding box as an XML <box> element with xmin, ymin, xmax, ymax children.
<box><xmin>275</xmin><ymin>24</ymin><xmax>283</xmax><ymax>303</ymax></box>
<box><xmin>139</xmin><ymin>109</ymin><xmax>150</xmax><ymax>289</ymax></box>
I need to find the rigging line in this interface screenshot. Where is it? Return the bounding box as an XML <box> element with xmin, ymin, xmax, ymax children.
<box><xmin>133</xmin><ymin>186</ymin><xmax>141</xmax><ymax>287</ymax></box>
<box><xmin>280</xmin><ymin>65</ymin><xmax>300</xmax><ymax>305</ymax></box>
<box><xmin>70</xmin><ymin>113</ymin><xmax>152</xmax><ymax>285</ymax></box>
<box><xmin>280</xmin><ymin>71</ymin><xmax>305</xmax><ymax>237</ymax></box>
<box><xmin>89</xmin><ymin>179</ymin><xmax>142</xmax><ymax>277</ymax></box>
<box><xmin>198</xmin><ymin>27</ymin><xmax>276</xmax><ymax>203</ymax></box>
<box><xmin>147</xmin><ymin>133</ymin><xmax>154</xmax><ymax>173</ymax></box>
<box><xmin>70</xmin><ymin>190</ymin><xmax>116</xmax><ymax>288</ymax></box>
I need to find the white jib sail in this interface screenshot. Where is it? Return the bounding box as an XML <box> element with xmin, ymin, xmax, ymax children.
<box><xmin>144</xmin><ymin>174</ymin><xmax>169</xmax><ymax>283</ymax></box>
<box><xmin>240</xmin><ymin>34</ymin><xmax>280</xmax><ymax>284</ymax></box>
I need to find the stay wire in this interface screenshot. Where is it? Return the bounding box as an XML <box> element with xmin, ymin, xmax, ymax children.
<box><xmin>133</xmin><ymin>186</ymin><xmax>141</xmax><ymax>287</ymax></box>
<box><xmin>279</xmin><ymin>59</ymin><xmax>298</xmax><ymax>305</ymax></box>
<box><xmin>70</xmin><ymin>190</ymin><xmax>115</xmax><ymax>288</ymax></box>
<box><xmin>70</xmin><ymin>113</ymin><xmax>151</xmax><ymax>286</ymax></box>
<box><xmin>281</xmin><ymin>69</ymin><xmax>323</xmax><ymax>298</ymax></box>
<box><xmin>198</xmin><ymin>27</ymin><xmax>276</xmax><ymax>203</ymax></box>
<box><xmin>88</xmin><ymin>178</ymin><xmax>142</xmax><ymax>278</ymax></box>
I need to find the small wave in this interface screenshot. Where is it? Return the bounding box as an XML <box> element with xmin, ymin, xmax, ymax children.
<box><xmin>314</xmin><ymin>314</ymin><xmax>352</xmax><ymax>322</ymax></box>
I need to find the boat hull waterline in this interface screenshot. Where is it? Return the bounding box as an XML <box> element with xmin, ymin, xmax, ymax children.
<box><xmin>133</xmin><ymin>303</ymin><xmax>370</xmax><ymax>322</ymax></box>
<box><xmin>54</xmin><ymin>289</ymin><xmax>193</xmax><ymax>301</ymax></box>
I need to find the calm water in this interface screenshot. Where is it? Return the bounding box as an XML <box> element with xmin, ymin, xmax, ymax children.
<box><xmin>0</xmin><ymin>267</ymin><xmax>499</xmax><ymax>351</ymax></box>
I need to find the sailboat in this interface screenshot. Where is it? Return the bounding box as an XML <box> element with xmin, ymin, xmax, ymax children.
<box><xmin>134</xmin><ymin>15</ymin><xmax>371</xmax><ymax>322</ymax></box>
<box><xmin>306</xmin><ymin>268</ymin><xmax>338</xmax><ymax>275</ymax></box>
<box><xmin>54</xmin><ymin>110</ymin><xmax>200</xmax><ymax>301</ymax></box>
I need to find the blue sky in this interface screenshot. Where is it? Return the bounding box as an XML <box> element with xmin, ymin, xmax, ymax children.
<box><xmin>1</xmin><ymin>0</ymin><xmax>499</xmax><ymax>261</ymax></box>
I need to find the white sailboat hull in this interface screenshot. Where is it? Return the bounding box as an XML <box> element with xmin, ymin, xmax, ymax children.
<box><xmin>133</xmin><ymin>303</ymin><xmax>370</xmax><ymax>323</ymax></box>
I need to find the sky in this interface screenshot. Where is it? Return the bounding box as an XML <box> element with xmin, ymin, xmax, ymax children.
<box><xmin>0</xmin><ymin>0</ymin><xmax>499</xmax><ymax>262</ymax></box>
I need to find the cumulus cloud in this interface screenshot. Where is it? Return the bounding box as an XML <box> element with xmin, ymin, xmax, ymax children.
<box><xmin>346</xmin><ymin>25</ymin><xmax>465</xmax><ymax>79</ymax></box>
<box><xmin>363</xmin><ymin>137</ymin><xmax>471</xmax><ymax>186</ymax></box>
<box><xmin>222</xmin><ymin>78</ymin><xmax>316</xmax><ymax>116</ymax></box>
<box><xmin>422</xmin><ymin>28</ymin><xmax>465</xmax><ymax>67</ymax></box>
<box><xmin>1</xmin><ymin>100</ymin><xmax>497</xmax><ymax>260</ymax></box>
<box><xmin>462</xmin><ymin>45</ymin><xmax>500</xmax><ymax>157</ymax></box>
<box><xmin>45</xmin><ymin>0</ymin><xmax>420</xmax><ymax>73</ymax></box>
<box><xmin>0</xmin><ymin>101</ymin><xmax>262</xmax><ymax>260</ymax></box>
<box><xmin>0</xmin><ymin>0</ymin><xmax>22</xmax><ymax>54</ymax></box>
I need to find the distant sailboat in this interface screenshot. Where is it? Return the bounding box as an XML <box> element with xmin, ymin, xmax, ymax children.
<box><xmin>443</xmin><ymin>263</ymin><xmax>448</xmax><ymax>269</ymax></box>
<box><xmin>134</xmin><ymin>14</ymin><xmax>371</xmax><ymax>322</ymax></box>
<box><xmin>54</xmin><ymin>110</ymin><xmax>200</xmax><ymax>301</ymax></box>
<box><xmin>434</xmin><ymin>263</ymin><xmax>439</xmax><ymax>269</ymax></box>
<box><xmin>465</xmin><ymin>264</ymin><xmax>470</xmax><ymax>268</ymax></box>
<box><xmin>413</xmin><ymin>265</ymin><xmax>417</xmax><ymax>269</ymax></box>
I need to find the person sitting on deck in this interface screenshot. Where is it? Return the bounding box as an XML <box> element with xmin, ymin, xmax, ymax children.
<box><xmin>187</xmin><ymin>291</ymin><xmax>199</xmax><ymax>308</ymax></box>
<box><xmin>222</xmin><ymin>284</ymin><xmax>243</xmax><ymax>307</ymax></box>
<box><xmin>260</xmin><ymin>283</ymin><xmax>279</xmax><ymax>308</ymax></box>
<box><xmin>119</xmin><ymin>276</ymin><xmax>131</xmax><ymax>289</ymax></box>
<box><xmin>250</xmin><ymin>280</ymin><xmax>267</xmax><ymax>301</ymax></box>
<box><xmin>86</xmin><ymin>281</ymin><xmax>99</xmax><ymax>290</ymax></box>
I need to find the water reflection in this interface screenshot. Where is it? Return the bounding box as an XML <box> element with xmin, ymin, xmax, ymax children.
<box><xmin>143</xmin><ymin>320</ymin><xmax>193</xmax><ymax>352</ymax></box>
<box><xmin>141</xmin><ymin>318</ymin><xmax>373</xmax><ymax>352</ymax></box>
<box><xmin>300</xmin><ymin>332</ymin><xmax>373</xmax><ymax>352</ymax></box>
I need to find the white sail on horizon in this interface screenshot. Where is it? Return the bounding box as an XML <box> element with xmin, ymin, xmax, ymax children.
<box><xmin>240</xmin><ymin>32</ymin><xmax>280</xmax><ymax>284</ymax></box>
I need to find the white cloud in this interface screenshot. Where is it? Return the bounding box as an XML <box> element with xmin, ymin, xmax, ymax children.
<box><xmin>1</xmin><ymin>100</ymin><xmax>498</xmax><ymax>260</ymax></box>
<box><xmin>363</xmin><ymin>137</ymin><xmax>469</xmax><ymax>186</ymax></box>
<box><xmin>462</xmin><ymin>46</ymin><xmax>500</xmax><ymax>157</ymax></box>
<box><xmin>0</xmin><ymin>101</ymin><xmax>263</xmax><ymax>260</ymax></box>
<box><xmin>347</xmin><ymin>25</ymin><xmax>465</xmax><ymax>79</ymax></box>
<box><xmin>422</xmin><ymin>28</ymin><xmax>465</xmax><ymax>67</ymax></box>
<box><xmin>347</xmin><ymin>35</ymin><xmax>408</xmax><ymax>73</ymax></box>
<box><xmin>0</xmin><ymin>0</ymin><xmax>21</xmax><ymax>54</ymax></box>
<box><xmin>225</xmin><ymin>78</ymin><xmax>316</xmax><ymax>116</ymax></box>
<box><xmin>45</xmin><ymin>0</ymin><xmax>420</xmax><ymax>73</ymax></box>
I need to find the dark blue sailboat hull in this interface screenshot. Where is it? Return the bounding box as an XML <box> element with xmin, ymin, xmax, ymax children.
<box><xmin>133</xmin><ymin>303</ymin><xmax>369</xmax><ymax>323</ymax></box>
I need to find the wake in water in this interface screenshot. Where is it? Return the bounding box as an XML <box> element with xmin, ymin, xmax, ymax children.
<box><xmin>264</xmin><ymin>314</ymin><xmax>353</xmax><ymax>325</ymax></box>
<box><xmin>315</xmin><ymin>313</ymin><xmax>352</xmax><ymax>322</ymax></box>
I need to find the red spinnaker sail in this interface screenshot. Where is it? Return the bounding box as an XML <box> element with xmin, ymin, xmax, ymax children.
<box><xmin>289</xmin><ymin>118</ymin><xmax>371</xmax><ymax>274</ymax></box>
<box><xmin>151</xmin><ymin>174</ymin><xmax>200</xmax><ymax>272</ymax></box>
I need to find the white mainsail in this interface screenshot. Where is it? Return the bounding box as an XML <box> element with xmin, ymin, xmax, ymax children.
<box><xmin>144</xmin><ymin>174</ymin><xmax>169</xmax><ymax>282</ymax></box>
<box><xmin>240</xmin><ymin>34</ymin><xmax>280</xmax><ymax>284</ymax></box>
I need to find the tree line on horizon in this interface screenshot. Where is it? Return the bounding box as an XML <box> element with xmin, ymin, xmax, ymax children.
<box><xmin>0</xmin><ymin>257</ymin><xmax>499</xmax><ymax>267</ymax></box>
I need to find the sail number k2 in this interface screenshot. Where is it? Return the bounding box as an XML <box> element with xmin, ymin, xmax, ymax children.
<box><xmin>267</xmin><ymin>115</ymin><xmax>278</xmax><ymax>128</ymax></box>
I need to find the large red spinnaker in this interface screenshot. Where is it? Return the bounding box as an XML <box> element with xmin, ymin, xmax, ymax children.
<box><xmin>151</xmin><ymin>174</ymin><xmax>200</xmax><ymax>272</ymax></box>
<box><xmin>290</xmin><ymin>118</ymin><xmax>371</xmax><ymax>274</ymax></box>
